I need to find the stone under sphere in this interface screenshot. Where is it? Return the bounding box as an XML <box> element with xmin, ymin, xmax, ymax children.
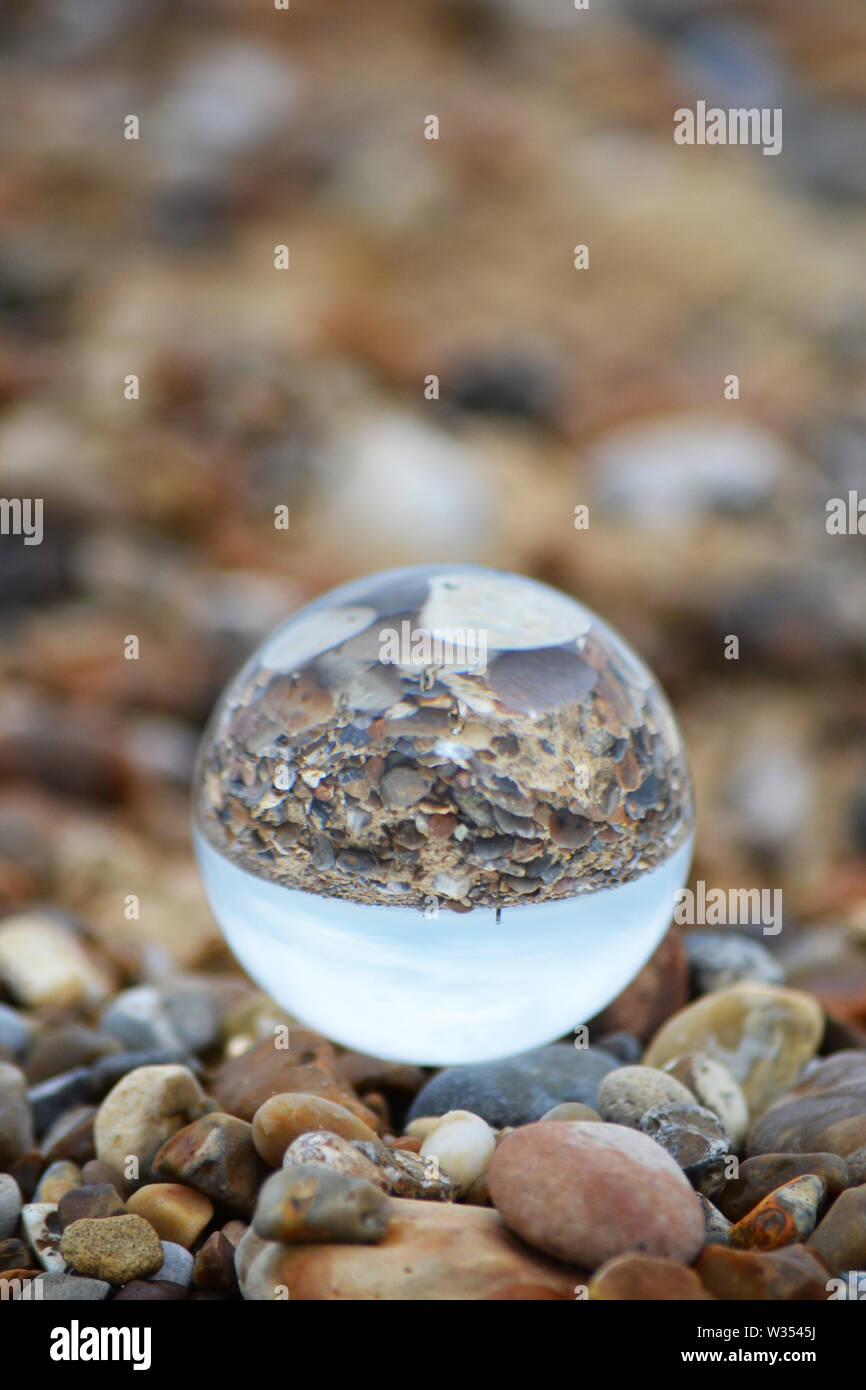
<box><xmin>193</xmin><ymin>565</ymin><xmax>693</xmax><ymax>1063</ymax></box>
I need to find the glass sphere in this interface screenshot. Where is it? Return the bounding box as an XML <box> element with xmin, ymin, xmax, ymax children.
<box><xmin>193</xmin><ymin>565</ymin><xmax>693</xmax><ymax>1063</ymax></box>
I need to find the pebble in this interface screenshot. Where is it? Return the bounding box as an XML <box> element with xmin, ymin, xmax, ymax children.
<box><xmin>746</xmin><ymin>1051</ymin><xmax>866</xmax><ymax>1181</ymax></box>
<box><xmin>254</xmin><ymin>1163</ymin><xmax>390</xmax><ymax>1245</ymax></box>
<box><xmin>593</xmin><ymin>1033</ymin><xmax>643</xmax><ymax>1066</ymax></box>
<box><xmin>15</xmin><ymin>1271</ymin><xmax>110</xmax><ymax>1301</ymax></box>
<box><xmin>282</xmin><ymin>1131</ymin><xmax>389</xmax><ymax>1189</ymax></box>
<box><xmin>0</xmin><ymin>1003</ymin><xmax>35</xmax><ymax>1059</ymax></box>
<box><xmin>719</xmin><ymin>1152</ymin><xmax>849</xmax><ymax>1223</ymax></box>
<box><xmin>236</xmin><ymin>1199</ymin><xmax>576</xmax><ymax>1300</ymax></box>
<box><xmin>538</xmin><ymin>1102</ymin><xmax>601</xmax><ymax>1123</ymax></box>
<box><xmin>0</xmin><ymin>1174</ymin><xmax>22</xmax><ymax>1239</ymax></box>
<box><xmin>87</xmin><ymin>1049</ymin><xmax>202</xmax><ymax>1097</ymax></box>
<box><xmin>151</xmin><ymin>1112</ymin><xmax>267</xmax><ymax>1215</ymax></box>
<box><xmin>28</xmin><ymin>1068</ymin><xmax>91</xmax><ymax>1135</ymax></box>
<box><xmin>81</xmin><ymin>1158</ymin><xmax>130</xmax><ymax>1195</ymax></box>
<box><xmin>60</xmin><ymin>1214</ymin><xmax>164</xmax><ymax>1284</ymax></box>
<box><xmin>57</xmin><ymin>1183</ymin><xmax>126</xmax><ymax>1229</ymax></box>
<box><xmin>353</xmin><ymin>1140</ymin><xmax>458</xmax><ymax>1201</ymax></box>
<box><xmin>21</xmin><ymin>1202</ymin><xmax>65</xmax><ymax>1271</ymax></box>
<box><xmin>24</xmin><ymin>1025</ymin><xmax>120</xmax><ymax>1084</ymax></box>
<box><xmin>596</xmin><ymin>1065</ymin><xmax>696</xmax><ymax>1128</ymax></box>
<box><xmin>0</xmin><ymin>1062</ymin><xmax>34</xmax><ymax>1167</ymax></box>
<box><xmin>488</xmin><ymin>1121</ymin><xmax>705</xmax><ymax>1267</ymax></box>
<box><xmin>698</xmin><ymin>1194</ymin><xmax>732</xmax><ymax>1246</ymax></box>
<box><xmin>640</xmin><ymin>1102</ymin><xmax>732</xmax><ymax>1196</ymax></box>
<box><xmin>0</xmin><ymin>912</ymin><xmax>114</xmax><ymax>1009</ymax></box>
<box><xmin>588</xmin><ymin>1252</ymin><xmax>712</xmax><ymax>1301</ymax></box>
<box><xmin>40</xmin><ymin>1104</ymin><xmax>95</xmax><ymax>1167</ymax></box>
<box><xmin>663</xmin><ymin>1053</ymin><xmax>749</xmax><ymax>1148</ymax></box>
<box><xmin>806</xmin><ymin>1186</ymin><xmax>866</xmax><ymax>1274</ymax></box>
<box><xmin>210</xmin><ymin>1033</ymin><xmax>377</xmax><ymax>1129</ymax></box>
<box><xmin>694</xmin><ymin>1243</ymin><xmax>830</xmax><ymax>1301</ymax></box>
<box><xmin>643</xmin><ymin>983</ymin><xmax>824</xmax><ymax>1118</ymax></box>
<box><xmin>154</xmin><ymin>1240</ymin><xmax>194</xmax><ymax>1288</ymax></box>
<box><xmin>251</xmin><ymin>1093</ymin><xmax>379</xmax><ymax>1167</ymax></box>
<box><xmin>729</xmin><ymin>1175</ymin><xmax>826</xmax><ymax>1252</ymax></box>
<box><xmin>93</xmin><ymin>1063</ymin><xmax>209</xmax><ymax>1178</ymax></box>
<box><xmin>126</xmin><ymin>1184</ymin><xmax>213</xmax><ymax>1249</ymax></box>
<box><xmin>192</xmin><ymin>1232</ymin><xmax>237</xmax><ymax>1292</ymax></box>
<box><xmin>34</xmin><ymin>1160</ymin><xmax>82</xmax><ymax>1204</ymax></box>
<box><xmin>407</xmin><ymin>1045</ymin><xmax>619</xmax><ymax>1130</ymax></box>
<box><xmin>99</xmin><ymin>980</ymin><xmax>221</xmax><ymax>1055</ymax></box>
<box><xmin>418</xmin><ymin>1111</ymin><xmax>497</xmax><ymax>1194</ymax></box>
<box><xmin>683</xmin><ymin>930</ymin><xmax>784</xmax><ymax>993</ymax></box>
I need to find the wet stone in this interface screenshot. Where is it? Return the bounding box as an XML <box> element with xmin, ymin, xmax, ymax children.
<box><xmin>640</xmin><ymin>1103</ymin><xmax>732</xmax><ymax>1196</ymax></box>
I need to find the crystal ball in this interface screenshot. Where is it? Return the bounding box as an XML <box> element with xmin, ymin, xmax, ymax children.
<box><xmin>193</xmin><ymin>565</ymin><xmax>694</xmax><ymax>1063</ymax></box>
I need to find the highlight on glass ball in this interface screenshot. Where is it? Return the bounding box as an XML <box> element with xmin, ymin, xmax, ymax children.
<box><xmin>193</xmin><ymin>565</ymin><xmax>694</xmax><ymax>1064</ymax></box>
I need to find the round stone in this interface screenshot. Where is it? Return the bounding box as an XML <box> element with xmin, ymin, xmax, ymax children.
<box><xmin>193</xmin><ymin>565</ymin><xmax>693</xmax><ymax>1064</ymax></box>
<box><xmin>60</xmin><ymin>1215</ymin><xmax>164</xmax><ymax>1285</ymax></box>
<box><xmin>596</xmin><ymin>1065</ymin><xmax>696</xmax><ymax>1128</ymax></box>
<box><xmin>488</xmin><ymin>1120</ymin><xmax>705</xmax><ymax>1267</ymax></box>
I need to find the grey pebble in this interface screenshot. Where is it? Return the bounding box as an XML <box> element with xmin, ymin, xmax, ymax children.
<box><xmin>14</xmin><ymin>1271</ymin><xmax>110</xmax><ymax>1301</ymax></box>
<box><xmin>684</xmin><ymin>930</ymin><xmax>784</xmax><ymax>993</ymax></box>
<box><xmin>0</xmin><ymin>1172</ymin><xmax>22</xmax><ymax>1239</ymax></box>
<box><xmin>154</xmin><ymin>1240</ymin><xmax>194</xmax><ymax>1288</ymax></box>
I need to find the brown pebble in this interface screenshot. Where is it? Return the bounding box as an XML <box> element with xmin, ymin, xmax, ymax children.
<box><xmin>193</xmin><ymin>1231</ymin><xmax>238</xmax><ymax>1292</ymax></box>
<box><xmin>695</xmin><ymin>1243</ymin><xmax>830</xmax><ymax>1300</ymax></box>
<box><xmin>807</xmin><ymin>1185</ymin><xmax>866</xmax><ymax>1273</ymax></box>
<box><xmin>152</xmin><ymin>1112</ymin><xmax>267</xmax><ymax>1215</ymax></box>
<box><xmin>58</xmin><ymin>1183</ymin><xmax>127</xmax><ymax>1230</ymax></box>
<box><xmin>728</xmin><ymin>1175</ymin><xmax>825</xmax><ymax>1252</ymax></box>
<box><xmin>211</xmin><ymin>1034</ymin><xmax>379</xmax><ymax>1130</ymax></box>
<box><xmin>34</xmin><ymin>1160</ymin><xmax>82</xmax><ymax>1205</ymax></box>
<box><xmin>114</xmin><ymin>1279</ymin><xmax>188</xmax><ymax>1301</ymax></box>
<box><xmin>252</xmin><ymin>1093</ymin><xmax>379</xmax><ymax>1167</ymax></box>
<box><xmin>589</xmin><ymin>1252</ymin><xmax>714</xmax><ymax>1301</ymax></box>
<box><xmin>719</xmin><ymin>1152</ymin><xmax>850</xmax><ymax>1223</ymax></box>
<box><xmin>81</xmin><ymin>1159</ymin><xmax>131</xmax><ymax>1197</ymax></box>
<box><xmin>221</xmin><ymin>1219</ymin><xmax>247</xmax><ymax>1247</ymax></box>
<box><xmin>41</xmin><ymin>1105</ymin><xmax>96</xmax><ymax>1167</ymax></box>
<box><xmin>0</xmin><ymin>1238</ymin><xmax>29</xmax><ymax>1272</ymax></box>
<box><xmin>126</xmin><ymin>1183</ymin><xmax>213</xmax><ymax>1248</ymax></box>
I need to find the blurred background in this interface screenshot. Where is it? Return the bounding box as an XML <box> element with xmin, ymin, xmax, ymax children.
<box><xmin>0</xmin><ymin>0</ymin><xmax>865</xmax><ymax>1024</ymax></box>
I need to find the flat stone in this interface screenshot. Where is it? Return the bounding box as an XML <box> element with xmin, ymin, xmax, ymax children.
<box><xmin>596</xmin><ymin>1065</ymin><xmax>695</xmax><ymax>1128</ymax></box>
<box><xmin>126</xmin><ymin>1183</ymin><xmax>213</xmax><ymax>1248</ymax></box>
<box><xmin>151</xmin><ymin>1112</ymin><xmax>268</xmax><ymax>1215</ymax></box>
<box><xmin>807</xmin><ymin>1186</ymin><xmax>866</xmax><ymax>1273</ymax></box>
<box><xmin>694</xmin><ymin>1243</ymin><xmax>830</xmax><ymax>1300</ymax></box>
<box><xmin>251</xmin><ymin>1093</ymin><xmax>378</xmax><ymax>1167</ymax></box>
<box><xmin>254</xmin><ymin>1163</ymin><xmax>390</xmax><ymax>1244</ymax></box>
<box><xmin>488</xmin><ymin>1120</ymin><xmax>705</xmax><ymax>1267</ymax></box>
<box><xmin>18</xmin><ymin>1271</ymin><xmax>110</xmax><ymax>1301</ymax></box>
<box><xmin>644</xmin><ymin>983</ymin><xmax>824</xmax><ymax>1119</ymax></box>
<box><xmin>236</xmin><ymin>1199</ymin><xmax>578</xmax><ymax>1300</ymax></box>
<box><xmin>729</xmin><ymin>1175</ymin><xmax>825</xmax><ymax>1252</ymax></box>
<box><xmin>407</xmin><ymin>1045</ymin><xmax>619</xmax><ymax>1129</ymax></box>
<box><xmin>720</xmin><ymin>1152</ymin><xmax>850</xmax><ymax>1223</ymax></box>
<box><xmin>746</xmin><ymin>1051</ymin><xmax>866</xmax><ymax>1181</ymax></box>
<box><xmin>60</xmin><ymin>1214</ymin><xmax>164</xmax><ymax>1284</ymax></box>
<box><xmin>588</xmin><ymin>1252</ymin><xmax>713</xmax><ymax>1300</ymax></box>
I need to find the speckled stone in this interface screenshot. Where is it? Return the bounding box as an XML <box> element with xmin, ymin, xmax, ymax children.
<box><xmin>488</xmin><ymin>1121</ymin><xmax>705</xmax><ymax>1267</ymax></box>
<box><xmin>60</xmin><ymin>1214</ymin><xmax>164</xmax><ymax>1284</ymax></box>
<box><xmin>596</xmin><ymin>1065</ymin><xmax>695</xmax><ymax>1128</ymax></box>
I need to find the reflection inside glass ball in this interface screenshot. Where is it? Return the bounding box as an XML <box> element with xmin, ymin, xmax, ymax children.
<box><xmin>193</xmin><ymin>565</ymin><xmax>693</xmax><ymax>1063</ymax></box>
